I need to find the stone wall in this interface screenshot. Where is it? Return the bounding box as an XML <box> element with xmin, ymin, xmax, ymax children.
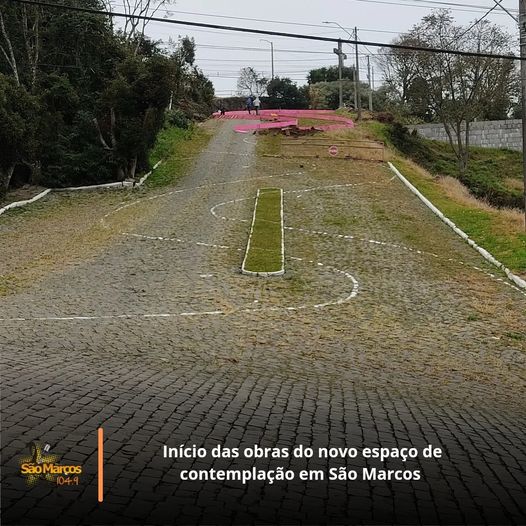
<box><xmin>409</xmin><ymin>120</ymin><xmax>523</xmax><ymax>152</ymax></box>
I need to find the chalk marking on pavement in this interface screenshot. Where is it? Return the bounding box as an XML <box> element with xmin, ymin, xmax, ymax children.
<box><xmin>100</xmin><ymin>172</ymin><xmax>304</xmax><ymax>226</ymax></box>
<box><xmin>210</xmin><ymin>184</ymin><xmax>526</xmax><ymax>298</ymax></box>
<box><xmin>0</xmin><ymin>230</ymin><xmax>360</xmax><ymax>322</ymax></box>
<box><xmin>3</xmin><ymin>161</ymin><xmax>523</xmax><ymax>324</ymax></box>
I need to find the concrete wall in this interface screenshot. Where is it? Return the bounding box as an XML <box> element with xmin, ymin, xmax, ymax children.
<box><xmin>409</xmin><ymin>120</ymin><xmax>523</xmax><ymax>152</ymax></box>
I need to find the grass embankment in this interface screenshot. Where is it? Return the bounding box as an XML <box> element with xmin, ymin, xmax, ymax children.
<box><xmin>366</xmin><ymin>121</ymin><xmax>525</xmax><ymax>275</ymax></box>
<box><xmin>242</xmin><ymin>188</ymin><xmax>284</xmax><ymax>276</ymax></box>
<box><xmin>390</xmin><ymin>157</ymin><xmax>526</xmax><ymax>274</ymax></box>
<box><xmin>386</xmin><ymin>123</ymin><xmax>523</xmax><ymax>210</ymax></box>
<box><xmin>147</xmin><ymin>122</ymin><xmax>214</xmax><ymax>188</ymax></box>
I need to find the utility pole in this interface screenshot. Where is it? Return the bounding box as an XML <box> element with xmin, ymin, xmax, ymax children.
<box><xmin>367</xmin><ymin>55</ymin><xmax>373</xmax><ymax>112</ymax></box>
<box><xmin>270</xmin><ymin>41</ymin><xmax>274</xmax><ymax>80</ymax></box>
<box><xmin>521</xmin><ymin>0</ymin><xmax>526</xmax><ymax>229</ymax></box>
<box><xmin>353</xmin><ymin>51</ymin><xmax>358</xmax><ymax>111</ymax></box>
<box><xmin>333</xmin><ymin>40</ymin><xmax>347</xmax><ymax>108</ymax></box>
<box><xmin>260</xmin><ymin>39</ymin><xmax>274</xmax><ymax>80</ymax></box>
<box><xmin>355</xmin><ymin>27</ymin><xmax>362</xmax><ymax>121</ymax></box>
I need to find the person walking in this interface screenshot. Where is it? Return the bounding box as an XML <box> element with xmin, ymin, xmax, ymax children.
<box><xmin>246</xmin><ymin>96</ymin><xmax>253</xmax><ymax>114</ymax></box>
<box><xmin>254</xmin><ymin>95</ymin><xmax>261</xmax><ymax>115</ymax></box>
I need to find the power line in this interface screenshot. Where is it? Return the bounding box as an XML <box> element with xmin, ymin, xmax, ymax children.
<box><xmin>108</xmin><ymin>2</ymin><xmax>509</xmax><ymax>31</ymax></box>
<box><xmin>407</xmin><ymin>0</ymin><xmax>517</xmax><ymax>11</ymax></box>
<box><xmin>346</xmin><ymin>0</ymin><xmax>518</xmax><ymax>15</ymax></box>
<box><xmin>196</xmin><ymin>58</ymin><xmax>337</xmax><ymax>62</ymax></box>
<box><xmin>109</xmin><ymin>4</ymin><xmax>402</xmax><ymax>31</ymax></box>
<box><xmin>206</xmin><ymin>74</ymin><xmax>308</xmax><ymax>79</ymax></box>
<box><xmin>196</xmin><ymin>44</ymin><xmax>333</xmax><ymax>55</ymax></box>
<box><xmin>195</xmin><ymin>46</ymin><xmax>393</xmax><ymax>61</ymax></box>
<box><xmin>197</xmin><ymin>56</ymin><xmax>379</xmax><ymax>61</ymax></box>
<box><xmin>451</xmin><ymin>3</ymin><xmax>500</xmax><ymax>42</ymax></box>
<box><xmin>491</xmin><ymin>0</ymin><xmax>519</xmax><ymax>22</ymax></box>
<box><xmin>11</xmin><ymin>0</ymin><xmax>522</xmax><ymax>62</ymax></box>
<box><xmin>108</xmin><ymin>0</ymin><xmax>518</xmax><ymax>21</ymax></box>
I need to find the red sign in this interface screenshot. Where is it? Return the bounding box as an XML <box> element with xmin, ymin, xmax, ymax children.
<box><xmin>328</xmin><ymin>145</ymin><xmax>339</xmax><ymax>157</ymax></box>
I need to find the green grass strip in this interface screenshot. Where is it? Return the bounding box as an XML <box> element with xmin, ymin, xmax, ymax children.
<box><xmin>393</xmin><ymin>158</ymin><xmax>526</xmax><ymax>275</ymax></box>
<box><xmin>242</xmin><ymin>188</ymin><xmax>284</xmax><ymax>276</ymax></box>
<box><xmin>147</xmin><ymin>124</ymin><xmax>212</xmax><ymax>188</ymax></box>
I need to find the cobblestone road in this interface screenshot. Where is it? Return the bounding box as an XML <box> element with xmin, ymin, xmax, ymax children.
<box><xmin>1</xmin><ymin>121</ymin><xmax>525</xmax><ymax>525</ymax></box>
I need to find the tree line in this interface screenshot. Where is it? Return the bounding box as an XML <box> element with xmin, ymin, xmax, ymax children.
<box><xmin>0</xmin><ymin>0</ymin><xmax>214</xmax><ymax>197</ymax></box>
<box><xmin>376</xmin><ymin>11</ymin><xmax>518</xmax><ymax>173</ymax></box>
<box><xmin>230</xmin><ymin>10</ymin><xmax>518</xmax><ymax>176</ymax></box>
<box><xmin>232</xmin><ymin>65</ymin><xmax>368</xmax><ymax>112</ymax></box>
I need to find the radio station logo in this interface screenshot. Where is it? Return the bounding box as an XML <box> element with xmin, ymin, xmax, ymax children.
<box><xmin>19</xmin><ymin>441</ymin><xmax>83</xmax><ymax>487</ymax></box>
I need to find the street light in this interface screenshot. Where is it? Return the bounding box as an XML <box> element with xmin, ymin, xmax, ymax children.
<box><xmin>323</xmin><ymin>21</ymin><xmax>362</xmax><ymax>120</ymax></box>
<box><xmin>260</xmin><ymin>39</ymin><xmax>274</xmax><ymax>80</ymax></box>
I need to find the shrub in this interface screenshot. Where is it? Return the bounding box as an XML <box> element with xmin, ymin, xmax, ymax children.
<box><xmin>166</xmin><ymin>109</ymin><xmax>190</xmax><ymax>129</ymax></box>
<box><xmin>375</xmin><ymin>112</ymin><xmax>395</xmax><ymax>123</ymax></box>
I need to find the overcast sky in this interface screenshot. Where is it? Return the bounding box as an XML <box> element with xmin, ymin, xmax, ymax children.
<box><xmin>139</xmin><ymin>0</ymin><xmax>519</xmax><ymax>96</ymax></box>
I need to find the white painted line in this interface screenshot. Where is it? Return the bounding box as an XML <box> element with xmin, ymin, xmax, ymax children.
<box><xmin>103</xmin><ymin>172</ymin><xmax>304</xmax><ymax>227</ymax></box>
<box><xmin>0</xmin><ymin>254</ymin><xmax>359</xmax><ymax>322</ymax></box>
<box><xmin>388</xmin><ymin>162</ymin><xmax>526</xmax><ymax>290</ymax></box>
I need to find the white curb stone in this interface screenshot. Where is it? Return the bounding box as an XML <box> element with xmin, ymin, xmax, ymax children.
<box><xmin>388</xmin><ymin>162</ymin><xmax>526</xmax><ymax>290</ymax></box>
<box><xmin>0</xmin><ymin>161</ymin><xmax>164</xmax><ymax>217</ymax></box>
<box><xmin>0</xmin><ymin>189</ymin><xmax>52</xmax><ymax>217</ymax></box>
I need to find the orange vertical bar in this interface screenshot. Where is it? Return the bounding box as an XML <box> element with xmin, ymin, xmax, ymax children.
<box><xmin>98</xmin><ymin>427</ymin><xmax>104</xmax><ymax>503</ymax></box>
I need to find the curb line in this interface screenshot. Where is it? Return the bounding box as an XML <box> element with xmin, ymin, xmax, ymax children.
<box><xmin>241</xmin><ymin>188</ymin><xmax>285</xmax><ymax>277</ymax></box>
<box><xmin>53</xmin><ymin>181</ymin><xmax>134</xmax><ymax>192</ymax></box>
<box><xmin>0</xmin><ymin>189</ymin><xmax>52</xmax><ymax>217</ymax></box>
<box><xmin>0</xmin><ymin>161</ymin><xmax>163</xmax><ymax>218</ymax></box>
<box><xmin>388</xmin><ymin>161</ymin><xmax>526</xmax><ymax>290</ymax></box>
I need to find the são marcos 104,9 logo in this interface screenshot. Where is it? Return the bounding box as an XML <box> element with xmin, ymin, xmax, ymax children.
<box><xmin>19</xmin><ymin>441</ymin><xmax>83</xmax><ymax>487</ymax></box>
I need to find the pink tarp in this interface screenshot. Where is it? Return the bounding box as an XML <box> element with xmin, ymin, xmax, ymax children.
<box><xmin>212</xmin><ymin>109</ymin><xmax>354</xmax><ymax>133</ymax></box>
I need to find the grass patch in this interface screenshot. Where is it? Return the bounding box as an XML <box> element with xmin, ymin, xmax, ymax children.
<box><xmin>242</xmin><ymin>188</ymin><xmax>284</xmax><ymax>276</ymax></box>
<box><xmin>505</xmin><ymin>331</ymin><xmax>525</xmax><ymax>341</ymax></box>
<box><xmin>257</xmin><ymin>133</ymin><xmax>282</xmax><ymax>156</ymax></box>
<box><xmin>340</xmin><ymin>119</ymin><xmax>526</xmax><ymax>276</ymax></box>
<box><xmin>392</xmin><ymin>157</ymin><xmax>526</xmax><ymax>274</ymax></box>
<box><xmin>146</xmin><ymin>123</ymin><xmax>213</xmax><ymax>188</ymax></box>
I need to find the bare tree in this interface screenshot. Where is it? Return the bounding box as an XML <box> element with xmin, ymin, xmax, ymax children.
<box><xmin>379</xmin><ymin>10</ymin><xmax>517</xmax><ymax>173</ymax></box>
<box><xmin>104</xmin><ymin>0</ymin><xmax>175</xmax><ymax>54</ymax></box>
<box><xmin>376</xmin><ymin>37</ymin><xmax>420</xmax><ymax>106</ymax></box>
<box><xmin>21</xmin><ymin>5</ymin><xmax>40</xmax><ymax>91</ymax></box>
<box><xmin>0</xmin><ymin>8</ymin><xmax>19</xmax><ymax>85</ymax></box>
<box><xmin>0</xmin><ymin>4</ymin><xmax>41</xmax><ymax>91</ymax></box>
<box><xmin>237</xmin><ymin>67</ymin><xmax>268</xmax><ymax>97</ymax></box>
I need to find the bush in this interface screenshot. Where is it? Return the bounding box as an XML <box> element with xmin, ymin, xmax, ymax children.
<box><xmin>166</xmin><ymin>109</ymin><xmax>190</xmax><ymax>129</ymax></box>
<box><xmin>375</xmin><ymin>112</ymin><xmax>395</xmax><ymax>123</ymax></box>
<box><xmin>386</xmin><ymin>122</ymin><xmax>524</xmax><ymax>210</ymax></box>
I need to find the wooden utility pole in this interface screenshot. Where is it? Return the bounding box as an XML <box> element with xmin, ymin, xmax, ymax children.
<box><xmin>520</xmin><ymin>0</ymin><xmax>526</xmax><ymax>229</ymax></box>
